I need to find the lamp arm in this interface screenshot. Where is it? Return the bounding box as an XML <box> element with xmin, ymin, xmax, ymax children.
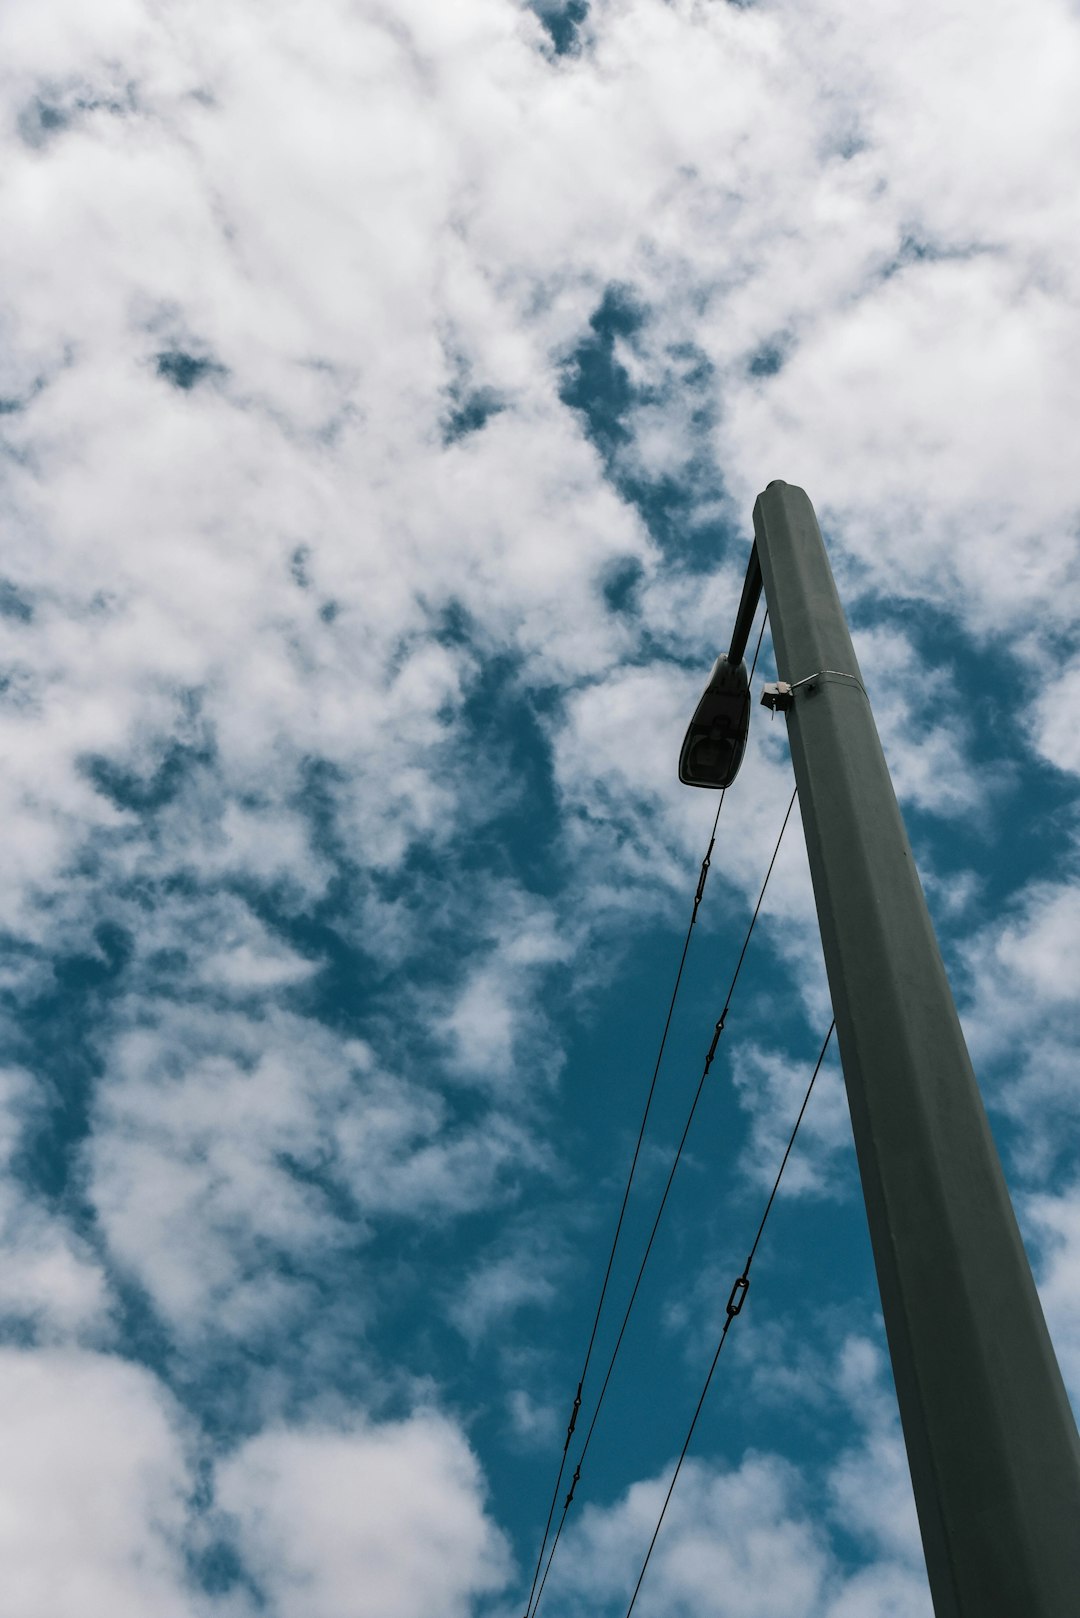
<box><xmin>727</xmin><ymin>543</ymin><xmax>762</xmax><ymax>667</ymax></box>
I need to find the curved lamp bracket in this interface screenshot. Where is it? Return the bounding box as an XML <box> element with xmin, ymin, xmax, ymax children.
<box><xmin>678</xmin><ymin>541</ymin><xmax>763</xmax><ymax>791</ymax></box>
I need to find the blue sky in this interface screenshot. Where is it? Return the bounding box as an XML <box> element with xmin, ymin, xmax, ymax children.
<box><xmin>0</xmin><ymin>0</ymin><xmax>1079</xmax><ymax>1613</ymax></box>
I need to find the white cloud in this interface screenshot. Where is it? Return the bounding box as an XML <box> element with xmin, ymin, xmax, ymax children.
<box><xmin>0</xmin><ymin>0</ymin><xmax>1074</xmax><ymax>972</ymax></box>
<box><xmin>1023</xmin><ymin>1183</ymin><xmax>1080</xmax><ymax>1412</ymax></box>
<box><xmin>506</xmin><ymin>1384</ymin><xmax>561</xmax><ymax>1448</ymax></box>
<box><xmin>0</xmin><ymin>1212</ymin><xmax>109</xmax><ymax>1340</ymax></box>
<box><xmin>545</xmin><ymin>1330</ymin><xmax>930</xmax><ymax>1618</ymax></box>
<box><xmin>994</xmin><ymin>885</ymin><xmax>1080</xmax><ymax>1005</ymax></box>
<box><xmin>551</xmin><ymin>1451</ymin><xmax>830</xmax><ymax>1618</ymax></box>
<box><xmin>123</xmin><ymin>889</ymin><xmax>319</xmax><ymax>995</ymax></box>
<box><xmin>0</xmin><ymin>1344</ymin><xmax>511</xmax><ymax>1618</ymax></box>
<box><xmin>0</xmin><ymin>0</ymin><xmax>1077</xmax><ymax>1609</ymax></box>
<box><xmin>731</xmin><ymin>1039</ymin><xmax>851</xmax><ymax>1201</ymax></box>
<box><xmin>444</xmin><ymin>886</ymin><xmax>574</xmax><ymax>1086</ymax></box>
<box><xmin>450</xmin><ymin>1246</ymin><xmax>558</xmax><ymax>1345</ymax></box>
<box><xmin>88</xmin><ymin>1011</ymin><xmax>340</xmax><ymax>1340</ymax></box>
<box><xmin>827</xmin><ymin>1337</ymin><xmax>923</xmax><ymax>1568</ymax></box>
<box><xmin>823</xmin><ymin>1564</ymin><xmax>934</xmax><ymax>1618</ymax></box>
<box><xmin>724</xmin><ymin>254</ymin><xmax>1080</xmax><ymax>635</ymax></box>
<box><xmin>551</xmin><ymin>662</ymin><xmax>796</xmax><ymax>894</ymax></box>
<box><xmin>0</xmin><ymin>1067</ymin><xmax>110</xmax><ymax>1339</ymax></box>
<box><xmin>961</xmin><ymin>879</ymin><xmax>1080</xmax><ymax>1176</ymax></box>
<box><xmin>87</xmin><ymin>1005</ymin><xmax>546</xmax><ymax>1339</ymax></box>
<box><xmin>548</xmin><ymin>663</ymin><xmax>834</xmax><ymax>1033</ymax></box>
<box><xmin>851</xmin><ymin>626</ymin><xmax>987</xmax><ymax>818</ymax></box>
<box><xmin>216</xmin><ymin>1410</ymin><xmax>509</xmax><ymax>1618</ymax></box>
<box><xmin>0</xmin><ymin>0</ymin><xmax>1071</xmax><ymax>1097</ymax></box>
<box><xmin>160</xmin><ymin>792</ymin><xmax>333</xmax><ymax>903</ymax></box>
<box><xmin>0</xmin><ymin>1348</ymin><xmax>202</xmax><ymax>1618</ymax></box>
<box><xmin>1032</xmin><ymin>657</ymin><xmax>1080</xmax><ymax>776</ymax></box>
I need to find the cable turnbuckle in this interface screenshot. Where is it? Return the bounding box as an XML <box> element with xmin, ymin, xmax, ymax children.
<box><xmin>564</xmin><ymin>1464</ymin><xmax>581</xmax><ymax>1511</ymax></box>
<box><xmin>703</xmin><ymin>1011</ymin><xmax>727</xmax><ymax>1072</ymax></box>
<box><xmin>726</xmin><ymin>1273</ymin><xmax>749</xmax><ymax>1319</ymax></box>
<box><xmin>691</xmin><ymin>839</ymin><xmax>715</xmax><ymax>920</ymax></box>
<box><xmin>562</xmin><ymin>1384</ymin><xmax>583</xmax><ymax>1453</ymax></box>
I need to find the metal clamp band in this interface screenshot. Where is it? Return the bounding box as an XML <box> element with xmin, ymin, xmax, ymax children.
<box><xmin>790</xmin><ymin>669</ymin><xmax>868</xmax><ymax>699</ymax></box>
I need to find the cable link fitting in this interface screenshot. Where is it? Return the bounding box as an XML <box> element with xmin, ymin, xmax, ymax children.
<box><xmin>726</xmin><ymin>1274</ymin><xmax>749</xmax><ymax>1319</ymax></box>
<box><xmin>703</xmin><ymin>1011</ymin><xmax>727</xmax><ymax>1072</ymax></box>
<box><xmin>611</xmin><ymin>1020</ymin><xmax>834</xmax><ymax>1618</ymax></box>
<box><xmin>562</xmin><ymin>1384</ymin><xmax>583</xmax><ymax>1454</ymax></box>
<box><xmin>522</xmin><ymin>754</ymin><xmax>797</xmax><ymax>1618</ymax></box>
<box><xmin>691</xmin><ymin>839</ymin><xmax>715</xmax><ymax>923</ymax></box>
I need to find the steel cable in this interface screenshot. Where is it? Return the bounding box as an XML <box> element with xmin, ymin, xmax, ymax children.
<box><xmin>622</xmin><ymin>1020</ymin><xmax>836</xmax><ymax>1618</ymax></box>
<box><xmin>528</xmin><ymin>778</ymin><xmax>798</xmax><ymax>1618</ymax></box>
<box><xmin>521</xmin><ymin>612</ymin><xmax>769</xmax><ymax>1618</ymax></box>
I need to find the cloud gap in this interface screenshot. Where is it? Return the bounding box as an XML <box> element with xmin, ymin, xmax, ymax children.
<box><xmin>532</xmin><ymin>0</ymin><xmax>590</xmax><ymax>57</ymax></box>
<box><xmin>155</xmin><ymin>351</ymin><xmax>228</xmax><ymax>392</ymax></box>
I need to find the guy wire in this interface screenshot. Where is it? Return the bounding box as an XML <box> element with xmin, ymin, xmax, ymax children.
<box><xmin>521</xmin><ymin>612</ymin><xmax>769</xmax><ymax>1618</ymax></box>
<box><xmin>530</xmin><ymin>779</ymin><xmax>797</xmax><ymax>1618</ymax></box>
<box><xmin>622</xmin><ymin>1021</ymin><xmax>837</xmax><ymax>1618</ymax></box>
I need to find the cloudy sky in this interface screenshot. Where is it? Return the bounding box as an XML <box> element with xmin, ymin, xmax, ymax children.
<box><xmin>1</xmin><ymin>0</ymin><xmax>1079</xmax><ymax>1613</ymax></box>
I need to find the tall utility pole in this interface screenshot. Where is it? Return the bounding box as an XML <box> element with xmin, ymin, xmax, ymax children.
<box><xmin>723</xmin><ymin>483</ymin><xmax>1080</xmax><ymax>1617</ymax></box>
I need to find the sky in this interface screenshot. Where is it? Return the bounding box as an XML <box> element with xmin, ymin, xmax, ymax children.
<box><xmin>0</xmin><ymin>0</ymin><xmax>1079</xmax><ymax>1613</ymax></box>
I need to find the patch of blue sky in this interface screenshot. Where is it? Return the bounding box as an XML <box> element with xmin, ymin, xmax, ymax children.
<box><xmin>844</xmin><ymin>592</ymin><xmax>1077</xmax><ymax>923</ymax></box>
<box><xmin>341</xmin><ymin>637</ymin><xmax>874</xmax><ymax>1585</ymax></box>
<box><xmin>16</xmin><ymin>98</ymin><xmax>72</xmax><ymax>148</ymax></box>
<box><xmin>185</xmin><ymin>1535</ymin><xmax>257</xmax><ymax>1607</ymax></box>
<box><xmin>0</xmin><ymin>578</ymin><xmax>33</xmax><ymax>620</ymax></box>
<box><xmin>0</xmin><ymin>1</ymin><xmax>1076</xmax><ymax>1611</ymax></box>
<box><xmin>6</xmin><ymin>936</ymin><xmax>124</xmax><ymax>1208</ymax></box>
<box><xmin>0</xmin><ymin>701</ymin><xmax>565</xmax><ymax>1436</ymax></box>
<box><xmin>747</xmin><ymin>340</ymin><xmax>787</xmax><ymax>378</ymax></box>
<box><xmin>83</xmin><ymin>732</ymin><xmax>215</xmax><ymax>815</ymax></box>
<box><xmin>561</xmin><ymin>286</ymin><xmax>738</xmax><ymax>570</ymax></box>
<box><xmin>442</xmin><ymin>386</ymin><xmax>506</xmax><ymax>445</ymax></box>
<box><xmin>17</xmin><ymin>84</ymin><xmax>137</xmax><ymax>148</ymax></box>
<box><xmin>156</xmin><ymin>350</ymin><xmax>227</xmax><ymax>391</ymax></box>
<box><xmin>458</xmin><ymin>588</ymin><xmax>1078</xmax><ymax>1601</ymax></box>
<box><xmin>531</xmin><ymin>0</ymin><xmax>590</xmax><ymax>57</ymax></box>
<box><xmin>599</xmin><ymin>555</ymin><xmax>646</xmax><ymax>618</ymax></box>
<box><xmin>47</xmin><ymin>695</ymin><xmax>832</xmax><ymax>1569</ymax></box>
<box><xmin>470</xmin><ymin>922</ymin><xmax>885</xmax><ymax>1598</ymax></box>
<box><xmin>881</xmin><ymin>232</ymin><xmax>997</xmax><ymax>281</ymax></box>
<box><xmin>0</xmin><ymin>487</ymin><xmax>1055</xmax><ymax>1615</ymax></box>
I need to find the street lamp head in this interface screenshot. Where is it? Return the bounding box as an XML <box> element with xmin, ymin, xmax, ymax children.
<box><xmin>678</xmin><ymin>654</ymin><xmax>751</xmax><ymax>789</ymax></box>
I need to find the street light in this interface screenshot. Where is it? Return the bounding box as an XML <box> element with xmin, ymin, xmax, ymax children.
<box><xmin>677</xmin><ymin>654</ymin><xmax>751</xmax><ymax>788</ymax></box>
<box><xmin>680</xmin><ymin>481</ymin><xmax>1080</xmax><ymax>1618</ymax></box>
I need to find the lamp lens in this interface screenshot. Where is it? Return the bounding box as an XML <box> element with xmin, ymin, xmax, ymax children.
<box><xmin>688</xmin><ymin>735</ymin><xmax>734</xmax><ymax>782</ymax></box>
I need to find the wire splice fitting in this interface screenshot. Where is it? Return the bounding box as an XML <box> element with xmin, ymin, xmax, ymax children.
<box><xmin>703</xmin><ymin>1011</ymin><xmax>727</xmax><ymax>1072</ymax></box>
<box><xmin>726</xmin><ymin>1274</ymin><xmax>750</xmax><ymax>1319</ymax></box>
<box><xmin>562</xmin><ymin>1384</ymin><xmax>583</xmax><ymax>1453</ymax></box>
<box><xmin>691</xmin><ymin>838</ymin><xmax>715</xmax><ymax>921</ymax></box>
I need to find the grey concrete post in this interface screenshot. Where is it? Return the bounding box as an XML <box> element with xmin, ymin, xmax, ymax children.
<box><xmin>751</xmin><ymin>481</ymin><xmax>1080</xmax><ymax>1617</ymax></box>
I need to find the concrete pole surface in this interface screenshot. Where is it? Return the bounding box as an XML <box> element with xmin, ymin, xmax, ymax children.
<box><xmin>752</xmin><ymin>482</ymin><xmax>1080</xmax><ymax>1618</ymax></box>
